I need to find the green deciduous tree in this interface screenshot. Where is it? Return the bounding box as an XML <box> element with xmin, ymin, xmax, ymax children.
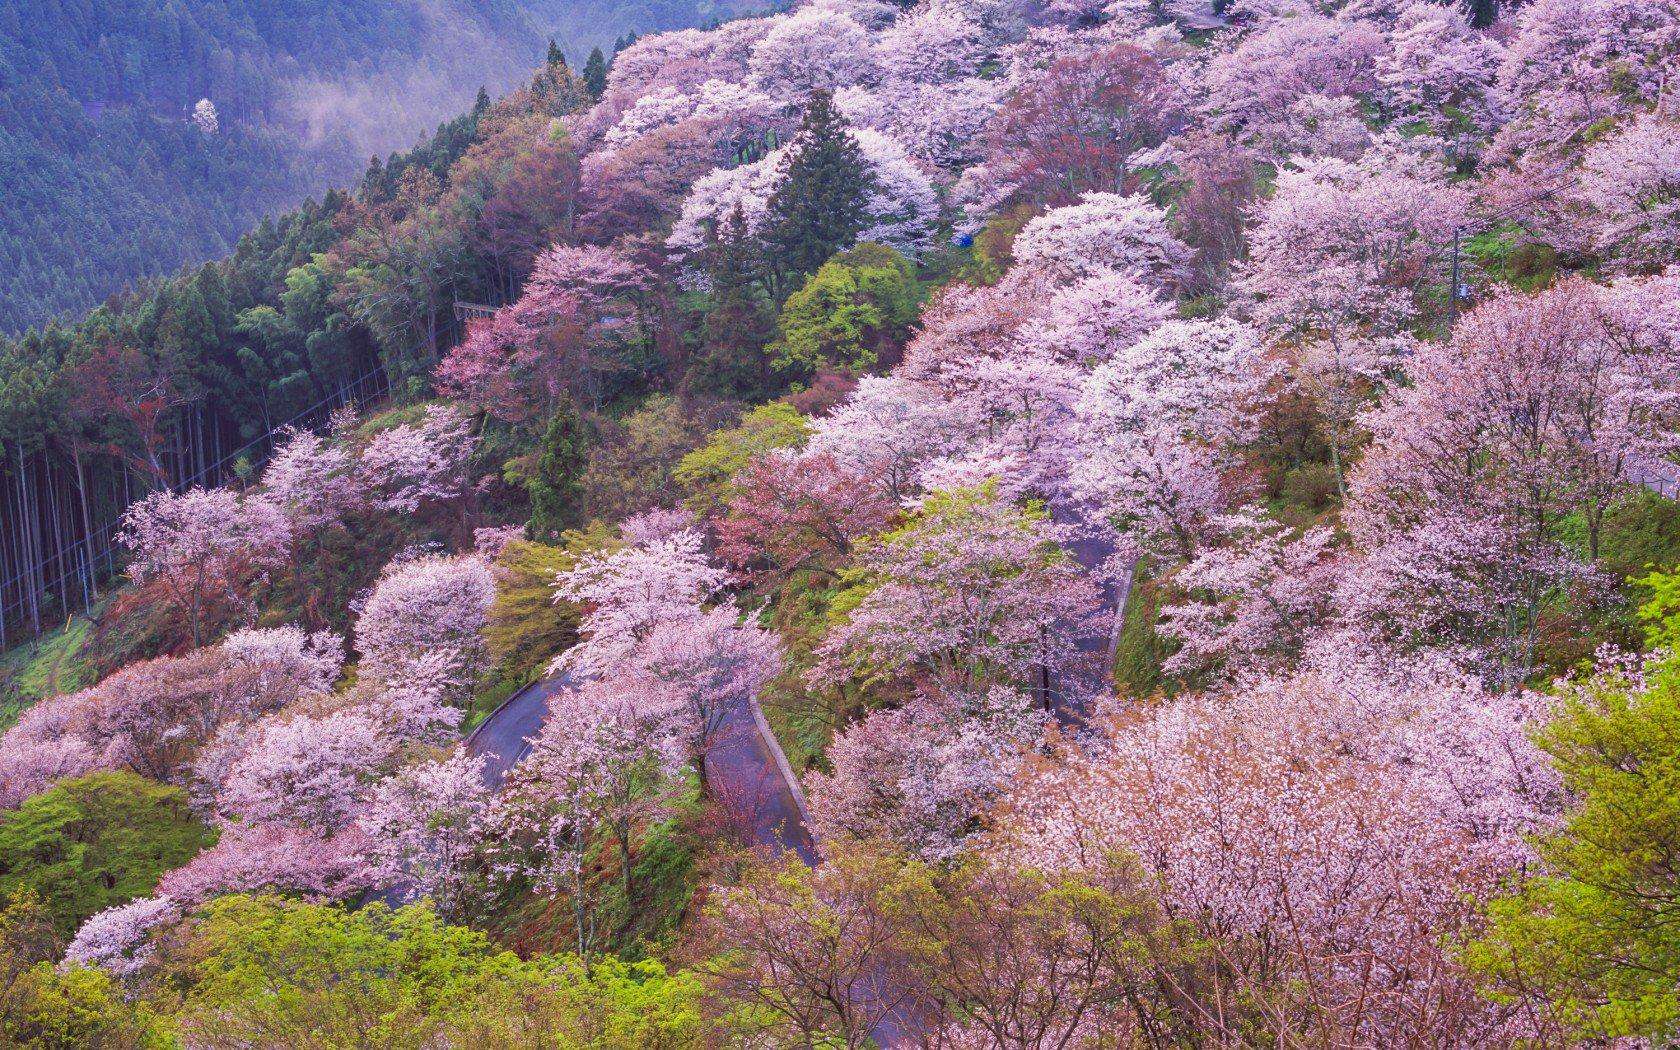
<box><xmin>771</xmin><ymin>243</ymin><xmax>920</xmax><ymax>377</ymax></box>
<box><xmin>0</xmin><ymin>772</ymin><xmax>212</xmax><ymax>936</ymax></box>
<box><xmin>1466</xmin><ymin>593</ymin><xmax>1680</xmax><ymax>1041</ymax></box>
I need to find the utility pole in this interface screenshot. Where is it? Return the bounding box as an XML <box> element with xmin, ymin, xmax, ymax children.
<box><xmin>1447</xmin><ymin>226</ymin><xmax>1463</xmax><ymax>329</ymax></box>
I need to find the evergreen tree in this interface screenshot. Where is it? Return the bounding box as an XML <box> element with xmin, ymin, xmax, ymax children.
<box><xmin>529</xmin><ymin>396</ymin><xmax>590</xmax><ymax>541</ymax></box>
<box><xmin>760</xmin><ymin>90</ymin><xmax>876</xmax><ymax>300</ymax></box>
<box><xmin>583</xmin><ymin>47</ymin><xmax>609</xmax><ymax>99</ymax></box>
<box><xmin>547</xmin><ymin>39</ymin><xmax>568</xmax><ymax>69</ymax></box>
<box><xmin>1465</xmin><ymin>0</ymin><xmax>1497</xmax><ymax>28</ymax></box>
<box><xmin>694</xmin><ymin>207</ymin><xmax>778</xmax><ymax>399</ymax></box>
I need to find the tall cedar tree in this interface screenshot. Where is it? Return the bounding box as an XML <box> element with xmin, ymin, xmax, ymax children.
<box><xmin>530</xmin><ymin>397</ymin><xmax>591</xmax><ymax>541</ymax></box>
<box><xmin>761</xmin><ymin>91</ymin><xmax>876</xmax><ymax>301</ymax></box>
<box><xmin>696</xmin><ymin>207</ymin><xmax>778</xmax><ymax>399</ymax></box>
<box><xmin>583</xmin><ymin>47</ymin><xmax>608</xmax><ymax>99</ymax></box>
<box><xmin>547</xmin><ymin>40</ymin><xmax>568</xmax><ymax>69</ymax></box>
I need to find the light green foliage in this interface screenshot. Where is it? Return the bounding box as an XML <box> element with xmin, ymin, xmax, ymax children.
<box><xmin>0</xmin><ymin>772</ymin><xmax>213</xmax><ymax>936</ymax></box>
<box><xmin>167</xmin><ymin>895</ymin><xmax>709</xmax><ymax>1049</ymax></box>
<box><xmin>673</xmin><ymin>402</ymin><xmax>811</xmax><ymax>514</ymax></box>
<box><xmin>0</xmin><ymin>962</ymin><xmax>170</xmax><ymax>1049</ymax></box>
<box><xmin>771</xmin><ymin>243</ymin><xmax>920</xmax><ymax>376</ymax></box>
<box><xmin>1466</xmin><ymin>590</ymin><xmax>1680</xmax><ymax>1040</ymax></box>
<box><xmin>483</xmin><ymin>528</ymin><xmax>615</xmax><ymax>693</ymax></box>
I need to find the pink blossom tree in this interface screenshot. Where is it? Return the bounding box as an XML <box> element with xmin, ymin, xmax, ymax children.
<box><xmin>715</xmin><ymin>452</ymin><xmax>898</xmax><ymax>584</ymax></box>
<box><xmin>357</xmin><ymin>405</ymin><xmax>478</xmax><ymax>528</ymax></box>
<box><xmin>1158</xmin><ymin>509</ymin><xmax>1340</xmax><ymax>678</ymax></box>
<box><xmin>354</xmin><ymin>553</ymin><xmax>496</xmax><ymax>703</ymax></box>
<box><xmin>814</xmin><ymin>485</ymin><xmax>1102</xmax><ymax>692</ymax></box>
<box><xmin>807</xmin><ymin>685</ymin><xmax>1044</xmax><ymax>860</ymax></box>
<box><xmin>211</xmin><ymin>710</ymin><xmax>394</xmax><ymax>828</ymax></box>
<box><xmin>997</xmin><ymin>655</ymin><xmax>1557</xmax><ymax>1042</ymax></box>
<box><xmin>1072</xmin><ymin>318</ymin><xmax>1277</xmax><ymax>560</ymax></box>
<box><xmin>257</xmin><ymin>426</ymin><xmax>365</xmax><ymax>534</ymax></box>
<box><xmin>359</xmin><ymin>752</ymin><xmax>491</xmax><ymax>918</ymax></box>
<box><xmin>1577</xmin><ymin>112</ymin><xmax>1680</xmax><ymax>271</ymax></box>
<box><xmin>1010</xmin><ymin>192</ymin><xmax>1193</xmax><ymax>287</ymax></box>
<box><xmin>119</xmin><ymin>486</ymin><xmax>289</xmax><ymax>646</ymax></box>
<box><xmin>156</xmin><ymin>822</ymin><xmax>374</xmax><ymax>903</ymax></box>
<box><xmin>62</xmin><ymin>895</ymin><xmax>181</xmax><ymax>977</ymax></box>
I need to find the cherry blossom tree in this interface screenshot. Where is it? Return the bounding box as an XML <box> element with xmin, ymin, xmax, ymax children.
<box><xmin>814</xmin><ymin>485</ymin><xmax>1102</xmax><ymax>691</ymax></box>
<box><xmin>354</xmin><ymin>553</ymin><xmax>496</xmax><ymax>702</ymax></box>
<box><xmin>155</xmin><ymin>822</ymin><xmax>374</xmax><ymax>903</ymax></box>
<box><xmin>979</xmin><ymin>42</ymin><xmax>1180</xmax><ymax>207</ymax></box>
<box><xmin>807</xmin><ymin>685</ymin><xmax>1043</xmax><ymax>860</ymax></box>
<box><xmin>119</xmin><ymin>487</ymin><xmax>289</xmax><ymax>647</ymax></box>
<box><xmin>1376</xmin><ymin>1</ymin><xmax>1503</xmax><ymax>139</ymax></box>
<box><xmin>258</xmin><ymin>426</ymin><xmax>365</xmax><ymax>534</ymax></box>
<box><xmin>747</xmin><ymin>7</ymin><xmax>877</xmax><ymax>98</ymax></box>
<box><xmin>1010</xmin><ymin>192</ymin><xmax>1192</xmax><ymax>286</ymax></box>
<box><xmin>715</xmin><ymin>452</ymin><xmax>897</xmax><ymax>584</ymax></box>
<box><xmin>997</xmin><ymin>655</ymin><xmax>1558</xmax><ymax>1043</ymax></box>
<box><xmin>359</xmin><ymin>752</ymin><xmax>491</xmax><ymax>917</ymax></box>
<box><xmin>803</xmin><ymin>375</ymin><xmax>967</xmax><ymax>503</ymax></box>
<box><xmin>1073</xmin><ymin>318</ymin><xmax>1277</xmax><ymax>560</ymax></box>
<box><xmin>62</xmin><ymin>895</ymin><xmax>181</xmax><ymax>977</ymax></box>
<box><xmin>358</xmin><ymin>405</ymin><xmax>478</xmax><ymax>524</ymax></box>
<box><xmin>491</xmin><ymin>686</ymin><xmax>679</xmax><ymax>959</ymax></box>
<box><xmin>1577</xmin><ymin>111</ymin><xmax>1680</xmax><ymax>270</ymax></box>
<box><xmin>212</xmin><ymin>710</ymin><xmax>394</xmax><ymax>828</ymax></box>
<box><xmin>1159</xmin><ymin>509</ymin><xmax>1339</xmax><ymax>677</ymax></box>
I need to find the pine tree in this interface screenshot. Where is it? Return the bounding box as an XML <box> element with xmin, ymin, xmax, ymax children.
<box><xmin>582</xmin><ymin>47</ymin><xmax>608</xmax><ymax>99</ymax></box>
<box><xmin>547</xmin><ymin>39</ymin><xmax>567</xmax><ymax>69</ymax></box>
<box><xmin>529</xmin><ymin>396</ymin><xmax>590</xmax><ymax>541</ymax></box>
<box><xmin>1465</xmin><ymin>0</ymin><xmax>1496</xmax><ymax>28</ymax></box>
<box><xmin>694</xmin><ymin>206</ymin><xmax>778</xmax><ymax>399</ymax></box>
<box><xmin>760</xmin><ymin>90</ymin><xmax>875</xmax><ymax>300</ymax></box>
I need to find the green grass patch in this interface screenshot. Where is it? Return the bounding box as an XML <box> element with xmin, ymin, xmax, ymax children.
<box><xmin>0</xmin><ymin>616</ymin><xmax>95</xmax><ymax>731</ymax></box>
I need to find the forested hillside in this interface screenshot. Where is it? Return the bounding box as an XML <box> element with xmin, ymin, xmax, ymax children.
<box><xmin>1</xmin><ymin>0</ymin><xmax>1679</xmax><ymax>1044</ymax></box>
<box><xmin>0</xmin><ymin>0</ymin><xmax>767</xmax><ymax>333</ymax></box>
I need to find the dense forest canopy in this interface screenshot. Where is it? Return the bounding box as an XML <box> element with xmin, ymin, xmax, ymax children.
<box><xmin>0</xmin><ymin>0</ymin><xmax>1679</xmax><ymax>1044</ymax></box>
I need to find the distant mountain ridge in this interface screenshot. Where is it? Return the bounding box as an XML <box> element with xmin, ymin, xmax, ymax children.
<box><xmin>0</xmin><ymin>0</ymin><xmax>754</xmax><ymax>334</ymax></box>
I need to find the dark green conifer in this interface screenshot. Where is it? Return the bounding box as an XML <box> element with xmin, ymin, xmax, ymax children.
<box><xmin>528</xmin><ymin>396</ymin><xmax>589</xmax><ymax>540</ymax></box>
<box><xmin>760</xmin><ymin>90</ymin><xmax>875</xmax><ymax>300</ymax></box>
<box><xmin>582</xmin><ymin>47</ymin><xmax>609</xmax><ymax>99</ymax></box>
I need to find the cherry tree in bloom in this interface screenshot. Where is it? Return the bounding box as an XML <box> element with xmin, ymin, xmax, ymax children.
<box><xmin>807</xmin><ymin>685</ymin><xmax>1044</xmax><ymax>860</ymax></box>
<box><xmin>977</xmin><ymin>42</ymin><xmax>1181</xmax><ymax>209</ymax></box>
<box><xmin>119</xmin><ymin>486</ymin><xmax>289</xmax><ymax>646</ymax></box>
<box><xmin>442</xmin><ymin>244</ymin><xmax>656</xmax><ymax>422</ymax></box>
<box><xmin>354</xmin><ymin>553</ymin><xmax>495</xmax><ymax>701</ymax></box>
<box><xmin>814</xmin><ymin>485</ymin><xmax>1102</xmax><ymax>691</ymax></box>
<box><xmin>1375</xmin><ymin>1</ymin><xmax>1503</xmax><ymax>139</ymax></box>
<box><xmin>1201</xmin><ymin>13</ymin><xmax>1386</xmax><ymax>156</ymax></box>
<box><xmin>996</xmin><ymin>655</ymin><xmax>1558</xmax><ymax>1042</ymax></box>
<box><xmin>836</xmin><ymin>78</ymin><xmax>1001</xmax><ymax>173</ymax></box>
<box><xmin>1009</xmin><ymin>192</ymin><xmax>1192</xmax><ymax>286</ymax></box>
<box><xmin>747</xmin><ymin>7</ymin><xmax>876</xmax><ymax>98</ymax></box>
<box><xmin>1577</xmin><ymin>111</ymin><xmax>1680</xmax><ymax>271</ymax></box>
<box><xmin>715</xmin><ymin>452</ymin><xmax>897</xmax><ymax>584</ymax></box>
<box><xmin>358</xmin><ymin>404</ymin><xmax>477</xmax><ymax>518</ymax></box>
<box><xmin>872</xmin><ymin>0</ymin><xmax>989</xmax><ymax>85</ymax></box>
<box><xmin>1493</xmin><ymin>0</ymin><xmax>1680</xmax><ymax>158</ymax></box>
<box><xmin>62</xmin><ymin>895</ymin><xmax>181</xmax><ymax>977</ymax></box>
<box><xmin>1347</xmin><ymin>276</ymin><xmax>1680</xmax><ymax>679</ymax></box>
<box><xmin>212</xmin><ymin>710</ymin><xmax>394</xmax><ymax>828</ymax></box>
<box><xmin>491</xmin><ymin>686</ymin><xmax>679</xmax><ymax>959</ymax></box>
<box><xmin>610</xmin><ymin>604</ymin><xmax>782</xmax><ymax>780</ymax></box>
<box><xmin>359</xmin><ymin>752</ymin><xmax>491</xmax><ymax>917</ymax></box>
<box><xmin>1017</xmin><ymin>269</ymin><xmax>1174</xmax><ymax>369</ymax></box>
<box><xmin>4</xmin><ymin>631</ymin><xmax>340</xmax><ymax>792</ymax></box>
<box><xmin>1158</xmin><ymin>509</ymin><xmax>1339</xmax><ymax>678</ymax></box>
<box><xmin>1073</xmin><ymin>318</ymin><xmax>1277</xmax><ymax>560</ymax></box>
<box><xmin>257</xmin><ymin>426</ymin><xmax>365</xmax><ymax>534</ymax></box>
<box><xmin>156</xmin><ymin>821</ymin><xmax>374</xmax><ymax>903</ymax></box>
<box><xmin>550</xmin><ymin>522</ymin><xmax>728</xmax><ymax>679</ymax></box>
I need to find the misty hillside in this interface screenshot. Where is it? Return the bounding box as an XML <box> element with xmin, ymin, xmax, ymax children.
<box><xmin>0</xmin><ymin>0</ymin><xmax>768</xmax><ymax>334</ymax></box>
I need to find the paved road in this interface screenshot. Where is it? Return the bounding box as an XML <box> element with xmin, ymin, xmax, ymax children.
<box><xmin>463</xmin><ymin>671</ymin><xmax>575</xmax><ymax>790</ymax></box>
